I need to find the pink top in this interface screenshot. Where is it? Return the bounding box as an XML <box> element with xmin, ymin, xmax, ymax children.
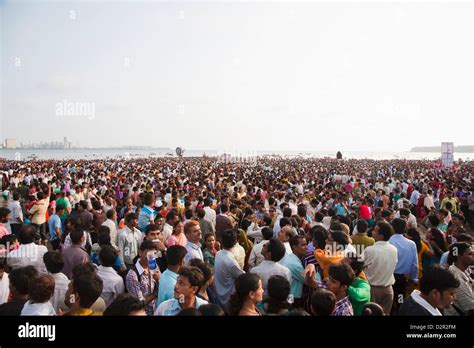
<box><xmin>165</xmin><ymin>233</ymin><xmax>187</xmax><ymax>248</ymax></box>
<box><xmin>0</xmin><ymin>223</ymin><xmax>9</xmax><ymax>239</ymax></box>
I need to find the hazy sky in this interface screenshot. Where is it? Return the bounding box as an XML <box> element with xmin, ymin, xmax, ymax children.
<box><xmin>1</xmin><ymin>1</ymin><xmax>472</xmax><ymax>152</ymax></box>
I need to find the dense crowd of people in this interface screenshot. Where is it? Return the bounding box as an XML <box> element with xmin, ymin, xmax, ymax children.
<box><xmin>0</xmin><ymin>156</ymin><xmax>472</xmax><ymax>316</ymax></box>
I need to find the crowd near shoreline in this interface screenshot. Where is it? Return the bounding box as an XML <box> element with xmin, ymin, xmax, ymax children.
<box><xmin>0</xmin><ymin>156</ymin><xmax>472</xmax><ymax>317</ymax></box>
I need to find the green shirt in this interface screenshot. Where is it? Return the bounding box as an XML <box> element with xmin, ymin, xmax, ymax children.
<box><xmin>348</xmin><ymin>277</ymin><xmax>371</xmax><ymax>316</ymax></box>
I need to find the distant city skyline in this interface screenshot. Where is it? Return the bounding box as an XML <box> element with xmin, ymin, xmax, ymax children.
<box><xmin>1</xmin><ymin>1</ymin><xmax>472</xmax><ymax>152</ymax></box>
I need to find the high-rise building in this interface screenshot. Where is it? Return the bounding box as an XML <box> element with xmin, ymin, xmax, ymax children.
<box><xmin>5</xmin><ymin>139</ymin><xmax>17</xmax><ymax>149</ymax></box>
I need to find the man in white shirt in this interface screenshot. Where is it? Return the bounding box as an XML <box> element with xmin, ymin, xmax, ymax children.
<box><xmin>43</xmin><ymin>251</ymin><xmax>70</xmax><ymax>312</ymax></box>
<box><xmin>273</xmin><ymin>206</ymin><xmax>291</xmax><ymax>238</ymax></box>
<box><xmin>7</xmin><ymin>225</ymin><xmax>48</xmax><ymax>274</ymax></box>
<box><xmin>251</xmin><ymin>238</ymin><xmax>292</xmax><ymax>294</ymax></box>
<box><xmin>7</xmin><ymin>192</ymin><xmax>23</xmax><ymax>236</ymax></box>
<box><xmin>395</xmin><ymin>208</ymin><xmax>417</xmax><ymax>228</ymax></box>
<box><xmin>203</xmin><ymin>198</ymin><xmax>216</xmax><ymax>229</ymax></box>
<box><xmin>102</xmin><ymin>209</ymin><xmax>118</xmax><ymax>247</ymax></box>
<box><xmin>362</xmin><ymin>222</ymin><xmax>398</xmax><ymax>315</ymax></box>
<box><xmin>162</xmin><ymin>211</ymin><xmax>179</xmax><ymax>242</ymax></box>
<box><xmin>248</xmin><ymin>227</ymin><xmax>273</xmax><ymax>269</ymax></box>
<box><xmin>424</xmin><ymin>189</ymin><xmax>436</xmax><ymax>211</ymax></box>
<box><xmin>214</xmin><ymin>229</ymin><xmax>245</xmax><ymax>311</ymax></box>
<box><xmin>183</xmin><ymin>221</ymin><xmax>203</xmax><ymax>264</ymax></box>
<box><xmin>117</xmin><ymin>213</ymin><xmax>142</xmax><ymax>268</ymax></box>
<box><xmin>97</xmin><ymin>245</ymin><xmax>125</xmax><ymax>306</ymax></box>
<box><xmin>278</xmin><ymin>225</ymin><xmax>294</xmax><ymax>256</ymax></box>
<box><xmin>409</xmin><ymin>187</ymin><xmax>420</xmax><ymax>206</ymax></box>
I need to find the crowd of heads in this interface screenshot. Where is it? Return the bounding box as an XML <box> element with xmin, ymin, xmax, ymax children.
<box><xmin>0</xmin><ymin>155</ymin><xmax>472</xmax><ymax>316</ymax></box>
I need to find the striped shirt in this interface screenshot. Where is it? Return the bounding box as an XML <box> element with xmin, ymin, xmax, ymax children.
<box><xmin>332</xmin><ymin>296</ymin><xmax>354</xmax><ymax>316</ymax></box>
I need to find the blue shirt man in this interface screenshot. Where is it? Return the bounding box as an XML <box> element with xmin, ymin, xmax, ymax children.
<box><xmin>281</xmin><ymin>252</ymin><xmax>305</xmax><ymax>300</ymax></box>
<box><xmin>138</xmin><ymin>205</ymin><xmax>156</xmax><ymax>232</ymax></box>
<box><xmin>157</xmin><ymin>269</ymin><xmax>178</xmax><ymax>305</ymax></box>
<box><xmin>389</xmin><ymin>234</ymin><xmax>418</xmax><ymax>281</ymax></box>
<box><xmin>48</xmin><ymin>213</ymin><xmax>62</xmax><ymax>241</ymax></box>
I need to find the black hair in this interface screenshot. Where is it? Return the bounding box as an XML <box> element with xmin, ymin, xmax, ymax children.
<box><xmin>263</xmin><ymin>215</ymin><xmax>272</xmax><ymax>226</ymax></box>
<box><xmin>286</xmin><ymin>309</ymin><xmax>311</xmax><ymax>316</ymax></box>
<box><xmin>72</xmin><ymin>272</ymin><xmax>104</xmax><ymax>308</ymax></box>
<box><xmin>99</xmin><ymin>245</ymin><xmax>118</xmax><ymax>267</ymax></box>
<box><xmin>165</xmin><ymin>211</ymin><xmax>177</xmax><ymax>223</ymax></box>
<box><xmin>98</xmin><ymin>225</ymin><xmax>110</xmax><ymax>236</ymax></box>
<box><xmin>261</xmin><ymin>227</ymin><xmax>273</xmax><ymax>240</ymax></box>
<box><xmin>125</xmin><ymin>212</ymin><xmax>137</xmax><ymax>224</ymax></box>
<box><xmin>106</xmin><ymin>209</ymin><xmax>116</xmax><ymax>220</ymax></box>
<box><xmin>184</xmin><ymin>209</ymin><xmax>193</xmax><ymax>220</ymax></box>
<box><xmin>311</xmin><ymin>226</ymin><xmax>329</xmax><ymax>249</ymax></box>
<box><xmin>145</xmin><ymin>224</ymin><xmax>160</xmax><ymax>235</ymax></box>
<box><xmin>197</xmin><ymin>208</ymin><xmax>206</xmax><ymax>219</ymax></box>
<box><xmin>283</xmin><ymin>207</ymin><xmax>292</xmax><ymax>218</ymax></box>
<box><xmin>166</xmin><ymin>245</ymin><xmax>187</xmax><ymax>266</ymax></box>
<box><xmin>98</xmin><ymin>231</ymin><xmax>111</xmax><ymax>246</ymax></box>
<box><xmin>311</xmin><ymin>288</ymin><xmax>336</xmax><ymax>316</ymax></box>
<box><xmin>279</xmin><ymin>217</ymin><xmax>291</xmax><ymax>228</ymax></box>
<box><xmin>346</xmin><ymin>255</ymin><xmax>364</xmax><ymax>277</ymax></box>
<box><xmin>297</xmin><ymin>205</ymin><xmax>307</xmax><ymax>218</ymax></box>
<box><xmin>139</xmin><ymin>240</ymin><xmax>157</xmax><ymax>252</ymax></box>
<box><xmin>92</xmin><ymin>200</ymin><xmax>102</xmax><ymax>211</ymax></box>
<box><xmin>447</xmin><ymin>242</ymin><xmax>472</xmax><ymax>265</ymax></box>
<box><xmin>72</xmin><ymin>263</ymin><xmax>97</xmax><ymax>278</ymax></box>
<box><xmin>264</xmin><ymin>275</ymin><xmax>291</xmax><ymax>314</ymax></box>
<box><xmin>356</xmin><ymin>219</ymin><xmax>368</xmax><ymax>233</ymax></box>
<box><xmin>19</xmin><ymin>225</ymin><xmax>36</xmax><ymax>244</ymax></box>
<box><xmin>391</xmin><ymin>218</ymin><xmax>407</xmax><ymax>234</ymax></box>
<box><xmin>199</xmin><ymin>303</ymin><xmax>225</xmax><ymax>316</ymax></box>
<box><xmin>399</xmin><ymin>208</ymin><xmax>410</xmax><ymax>217</ymax></box>
<box><xmin>178</xmin><ymin>266</ymin><xmax>205</xmax><ymax>290</ymax></box>
<box><xmin>419</xmin><ymin>265</ymin><xmax>460</xmax><ymax>295</ymax></box>
<box><xmin>144</xmin><ymin>193</ymin><xmax>154</xmax><ymax>206</ymax></box>
<box><xmin>220</xmin><ymin>203</ymin><xmax>229</xmax><ymax>214</ymax></box>
<box><xmin>331</xmin><ymin>231</ymin><xmax>349</xmax><ymax>246</ymax></box>
<box><xmin>103</xmin><ymin>293</ymin><xmax>146</xmax><ymax>316</ymax></box>
<box><xmin>457</xmin><ymin>233</ymin><xmax>473</xmax><ymax>243</ymax></box>
<box><xmin>289</xmin><ymin>235</ymin><xmax>305</xmax><ymax>250</ymax></box>
<box><xmin>177</xmin><ymin>307</ymin><xmax>202</xmax><ymax>316</ymax></box>
<box><xmin>28</xmin><ymin>274</ymin><xmax>55</xmax><ymax>303</ymax></box>
<box><xmin>229</xmin><ymin>273</ymin><xmax>261</xmax><ymax>315</ymax></box>
<box><xmin>43</xmin><ymin>251</ymin><xmax>64</xmax><ymax>274</ymax></box>
<box><xmin>427</xmin><ymin>215</ymin><xmax>440</xmax><ymax>227</ymax></box>
<box><xmin>328</xmin><ymin>263</ymin><xmax>355</xmax><ymax>287</ymax></box>
<box><xmin>406</xmin><ymin>227</ymin><xmax>421</xmax><ymax>252</ymax></box>
<box><xmin>361</xmin><ymin>302</ymin><xmax>385</xmax><ymax>316</ymax></box>
<box><xmin>314</xmin><ymin>212</ymin><xmax>324</xmax><ymax>222</ymax></box>
<box><xmin>376</xmin><ymin>222</ymin><xmax>393</xmax><ymax>241</ymax></box>
<box><xmin>428</xmin><ymin>227</ymin><xmax>448</xmax><ymax>253</ymax></box>
<box><xmin>189</xmin><ymin>258</ymin><xmax>212</xmax><ymax>284</ymax></box>
<box><xmin>10</xmin><ymin>266</ymin><xmax>38</xmax><ymax>295</ymax></box>
<box><xmin>221</xmin><ymin>229</ymin><xmax>238</xmax><ymax>249</ymax></box>
<box><xmin>70</xmin><ymin>228</ymin><xmax>84</xmax><ymax>244</ymax></box>
<box><xmin>381</xmin><ymin>209</ymin><xmax>392</xmax><ymax>219</ymax></box>
<box><xmin>267</xmin><ymin>238</ymin><xmax>286</xmax><ymax>262</ymax></box>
